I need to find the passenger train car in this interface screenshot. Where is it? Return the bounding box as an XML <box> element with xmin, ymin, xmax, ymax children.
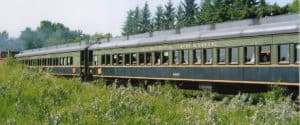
<box><xmin>16</xmin><ymin>14</ymin><xmax>300</xmax><ymax>86</ymax></box>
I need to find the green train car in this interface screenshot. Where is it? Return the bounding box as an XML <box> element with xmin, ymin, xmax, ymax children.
<box><xmin>16</xmin><ymin>14</ymin><xmax>300</xmax><ymax>86</ymax></box>
<box><xmin>15</xmin><ymin>42</ymin><xmax>92</xmax><ymax>79</ymax></box>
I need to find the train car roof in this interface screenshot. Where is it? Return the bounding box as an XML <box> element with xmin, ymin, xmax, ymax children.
<box><xmin>16</xmin><ymin>14</ymin><xmax>299</xmax><ymax>58</ymax></box>
<box><xmin>15</xmin><ymin>42</ymin><xmax>89</xmax><ymax>57</ymax></box>
<box><xmin>89</xmin><ymin>14</ymin><xmax>299</xmax><ymax>50</ymax></box>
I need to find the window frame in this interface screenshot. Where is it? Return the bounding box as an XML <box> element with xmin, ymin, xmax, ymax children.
<box><xmin>181</xmin><ymin>50</ymin><xmax>189</xmax><ymax>65</ymax></box>
<box><xmin>204</xmin><ymin>48</ymin><xmax>213</xmax><ymax>65</ymax></box>
<box><xmin>217</xmin><ymin>48</ymin><xmax>226</xmax><ymax>64</ymax></box>
<box><xmin>278</xmin><ymin>44</ymin><xmax>290</xmax><ymax>64</ymax></box>
<box><xmin>173</xmin><ymin>50</ymin><xmax>181</xmax><ymax>65</ymax></box>
<box><xmin>258</xmin><ymin>45</ymin><xmax>271</xmax><ymax>65</ymax></box>
<box><xmin>229</xmin><ymin>47</ymin><xmax>239</xmax><ymax>65</ymax></box>
<box><xmin>162</xmin><ymin>51</ymin><xmax>169</xmax><ymax>65</ymax></box>
<box><xmin>131</xmin><ymin>53</ymin><xmax>137</xmax><ymax>65</ymax></box>
<box><xmin>244</xmin><ymin>46</ymin><xmax>256</xmax><ymax>65</ymax></box>
<box><xmin>139</xmin><ymin>52</ymin><xmax>145</xmax><ymax>65</ymax></box>
<box><xmin>295</xmin><ymin>44</ymin><xmax>300</xmax><ymax>64</ymax></box>
<box><xmin>193</xmin><ymin>49</ymin><xmax>202</xmax><ymax>65</ymax></box>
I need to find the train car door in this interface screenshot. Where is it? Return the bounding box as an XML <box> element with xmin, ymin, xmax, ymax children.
<box><xmin>80</xmin><ymin>49</ymin><xmax>93</xmax><ymax>81</ymax></box>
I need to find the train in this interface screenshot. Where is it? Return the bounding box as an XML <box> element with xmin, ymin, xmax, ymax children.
<box><xmin>15</xmin><ymin>14</ymin><xmax>300</xmax><ymax>86</ymax></box>
<box><xmin>0</xmin><ymin>51</ymin><xmax>19</xmax><ymax>64</ymax></box>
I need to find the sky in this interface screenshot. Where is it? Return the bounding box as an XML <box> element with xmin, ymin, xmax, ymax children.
<box><xmin>0</xmin><ymin>0</ymin><xmax>294</xmax><ymax>38</ymax></box>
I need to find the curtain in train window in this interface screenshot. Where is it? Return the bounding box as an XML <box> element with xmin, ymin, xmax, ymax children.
<box><xmin>163</xmin><ymin>51</ymin><xmax>169</xmax><ymax>64</ymax></box>
<box><xmin>296</xmin><ymin>44</ymin><xmax>300</xmax><ymax>63</ymax></box>
<box><xmin>245</xmin><ymin>46</ymin><xmax>255</xmax><ymax>64</ymax></box>
<box><xmin>64</xmin><ymin>57</ymin><xmax>68</xmax><ymax>65</ymax></box>
<box><xmin>146</xmin><ymin>52</ymin><xmax>152</xmax><ymax>65</ymax></box>
<box><xmin>154</xmin><ymin>52</ymin><xmax>161</xmax><ymax>65</ymax></box>
<box><xmin>204</xmin><ymin>49</ymin><xmax>212</xmax><ymax>64</ymax></box>
<box><xmin>67</xmin><ymin>57</ymin><xmax>70</xmax><ymax>65</ymax></box>
<box><xmin>131</xmin><ymin>53</ymin><xmax>137</xmax><ymax>65</ymax></box>
<box><xmin>113</xmin><ymin>54</ymin><xmax>118</xmax><ymax>65</ymax></box>
<box><xmin>173</xmin><ymin>50</ymin><xmax>180</xmax><ymax>64</ymax></box>
<box><xmin>139</xmin><ymin>53</ymin><xmax>145</xmax><ymax>65</ymax></box>
<box><xmin>278</xmin><ymin>44</ymin><xmax>289</xmax><ymax>63</ymax></box>
<box><xmin>105</xmin><ymin>55</ymin><xmax>110</xmax><ymax>65</ymax></box>
<box><xmin>125</xmin><ymin>54</ymin><xmax>130</xmax><ymax>65</ymax></box>
<box><xmin>118</xmin><ymin>54</ymin><xmax>123</xmax><ymax>65</ymax></box>
<box><xmin>193</xmin><ymin>49</ymin><xmax>202</xmax><ymax>64</ymax></box>
<box><xmin>182</xmin><ymin>50</ymin><xmax>189</xmax><ymax>64</ymax></box>
<box><xmin>259</xmin><ymin>45</ymin><xmax>271</xmax><ymax>64</ymax></box>
<box><xmin>229</xmin><ymin>48</ymin><xmax>238</xmax><ymax>64</ymax></box>
<box><xmin>94</xmin><ymin>56</ymin><xmax>98</xmax><ymax>65</ymax></box>
<box><xmin>218</xmin><ymin>48</ymin><xmax>226</xmax><ymax>64</ymax></box>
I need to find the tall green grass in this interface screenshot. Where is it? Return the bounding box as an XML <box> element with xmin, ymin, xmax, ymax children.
<box><xmin>0</xmin><ymin>59</ymin><xmax>299</xmax><ymax>124</ymax></box>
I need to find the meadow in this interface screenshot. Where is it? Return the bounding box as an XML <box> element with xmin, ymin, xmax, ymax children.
<box><xmin>0</xmin><ymin>59</ymin><xmax>299</xmax><ymax>125</ymax></box>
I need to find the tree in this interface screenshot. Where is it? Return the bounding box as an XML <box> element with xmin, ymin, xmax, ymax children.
<box><xmin>91</xmin><ymin>33</ymin><xmax>111</xmax><ymax>41</ymax></box>
<box><xmin>133</xmin><ymin>7</ymin><xmax>142</xmax><ymax>33</ymax></box>
<box><xmin>288</xmin><ymin>0</ymin><xmax>299</xmax><ymax>13</ymax></box>
<box><xmin>164</xmin><ymin>0</ymin><xmax>176</xmax><ymax>30</ymax></box>
<box><xmin>176</xmin><ymin>4</ymin><xmax>185</xmax><ymax>28</ymax></box>
<box><xmin>0</xmin><ymin>31</ymin><xmax>9</xmax><ymax>40</ymax></box>
<box><xmin>154</xmin><ymin>6</ymin><xmax>165</xmax><ymax>31</ymax></box>
<box><xmin>122</xmin><ymin>10</ymin><xmax>135</xmax><ymax>35</ymax></box>
<box><xmin>20</xmin><ymin>28</ymin><xmax>42</xmax><ymax>49</ymax></box>
<box><xmin>183</xmin><ymin>0</ymin><xmax>198</xmax><ymax>26</ymax></box>
<box><xmin>140</xmin><ymin>2</ymin><xmax>152</xmax><ymax>33</ymax></box>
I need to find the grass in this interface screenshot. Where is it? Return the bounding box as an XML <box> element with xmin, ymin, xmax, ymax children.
<box><xmin>0</xmin><ymin>58</ymin><xmax>299</xmax><ymax>125</ymax></box>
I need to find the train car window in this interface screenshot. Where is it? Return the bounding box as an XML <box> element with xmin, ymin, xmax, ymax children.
<box><xmin>70</xmin><ymin>57</ymin><xmax>73</xmax><ymax>65</ymax></box>
<box><xmin>146</xmin><ymin>52</ymin><xmax>152</xmax><ymax>65</ymax></box>
<box><xmin>93</xmin><ymin>56</ymin><xmax>98</xmax><ymax>65</ymax></box>
<box><xmin>65</xmin><ymin>57</ymin><xmax>68</xmax><ymax>65</ymax></box>
<box><xmin>259</xmin><ymin>46</ymin><xmax>271</xmax><ymax>64</ymax></box>
<box><xmin>278</xmin><ymin>44</ymin><xmax>289</xmax><ymax>64</ymax></box>
<box><xmin>125</xmin><ymin>54</ymin><xmax>130</xmax><ymax>65</ymax></box>
<box><xmin>113</xmin><ymin>54</ymin><xmax>118</xmax><ymax>65</ymax></box>
<box><xmin>244</xmin><ymin>46</ymin><xmax>255</xmax><ymax>64</ymax></box>
<box><xmin>101</xmin><ymin>55</ymin><xmax>106</xmax><ymax>65</ymax></box>
<box><xmin>56</xmin><ymin>58</ymin><xmax>59</xmax><ymax>66</ymax></box>
<box><xmin>118</xmin><ymin>54</ymin><xmax>123</xmax><ymax>65</ymax></box>
<box><xmin>163</xmin><ymin>51</ymin><xmax>169</xmax><ymax>65</ymax></box>
<box><xmin>193</xmin><ymin>49</ymin><xmax>202</xmax><ymax>64</ymax></box>
<box><xmin>173</xmin><ymin>50</ymin><xmax>180</xmax><ymax>64</ymax></box>
<box><xmin>44</xmin><ymin>58</ymin><xmax>46</xmax><ymax>66</ymax></box>
<box><xmin>50</xmin><ymin>58</ymin><xmax>53</xmax><ymax>66</ymax></box>
<box><xmin>106</xmin><ymin>55</ymin><xmax>111</xmax><ymax>65</ymax></box>
<box><xmin>182</xmin><ymin>50</ymin><xmax>189</xmax><ymax>64</ymax></box>
<box><xmin>67</xmin><ymin>57</ymin><xmax>70</xmax><ymax>65</ymax></box>
<box><xmin>154</xmin><ymin>52</ymin><xmax>161</xmax><ymax>65</ymax></box>
<box><xmin>37</xmin><ymin>59</ymin><xmax>40</xmax><ymax>66</ymax></box>
<box><xmin>131</xmin><ymin>53</ymin><xmax>137</xmax><ymax>65</ymax></box>
<box><xmin>229</xmin><ymin>48</ymin><xmax>238</xmax><ymax>64</ymax></box>
<box><xmin>61</xmin><ymin>57</ymin><xmax>64</xmax><ymax>65</ymax></box>
<box><xmin>218</xmin><ymin>48</ymin><xmax>226</xmax><ymax>64</ymax></box>
<box><xmin>296</xmin><ymin>44</ymin><xmax>300</xmax><ymax>64</ymax></box>
<box><xmin>204</xmin><ymin>49</ymin><xmax>213</xmax><ymax>64</ymax></box>
<box><xmin>139</xmin><ymin>53</ymin><xmax>145</xmax><ymax>65</ymax></box>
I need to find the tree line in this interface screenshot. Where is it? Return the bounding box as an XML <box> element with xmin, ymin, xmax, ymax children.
<box><xmin>1</xmin><ymin>21</ymin><xmax>111</xmax><ymax>50</ymax></box>
<box><xmin>122</xmin><ymin>0</ymin><xmax>299</xmax><ymax>35</ymax></box>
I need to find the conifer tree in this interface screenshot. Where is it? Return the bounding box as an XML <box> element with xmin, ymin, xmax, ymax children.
<box><xmin>183</xmin><ymin>0</ymin><xmax>198</xmax><ymax>26</ymax></box>
<box><xmin>164</xmin><ymin>0</ymin><xmax>176</xmax><ymax>30</ymax></box>
<box><xmin>140</xmin><ymin>2</ymin><xmax>152</xmax><ymax>33</ymax></box>
<box><xmin>154</xmin><ymin>6</ymin><xmax>165</xmax><ymax>31</ymax></box>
